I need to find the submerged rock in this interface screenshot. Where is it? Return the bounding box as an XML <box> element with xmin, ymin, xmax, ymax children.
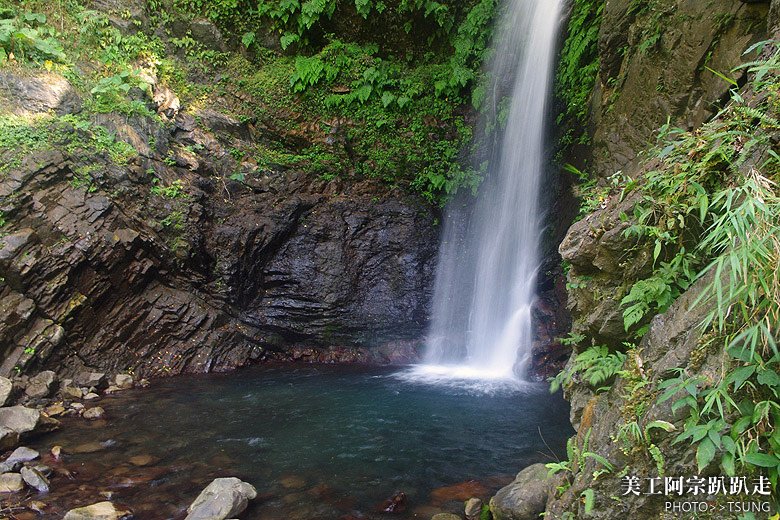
<box><xmin>83</xmin><ymin>407</ymin><xmax>106</xmax><ymax>420</ymax></box>
<box><xmin>63</xmin><ymin>501</ymin><xmax>133</xmax><ymax>520</ymax></box>
<box><xmin>490</xmin><ymin>464</ymin><xmax>550</xmax><ymax>520</ymax></box>
<box><xmin>185</xmin><ymin>477</ymin><xmax>257</xmax><ymax>520</ymax></box>
<box><xmin>431</xmin><ymin>514</ymin><xmax>461</xmax><ymax>520</ymax></box>
<box><xmin>377</xmin><ymin>491</ymin><xmax>407</xmax><ymax>513</ymax></box>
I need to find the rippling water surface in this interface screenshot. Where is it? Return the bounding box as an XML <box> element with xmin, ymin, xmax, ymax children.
<box><xmin>31</xmin><ymin>364</ymin><xmax>573</xmax><ymax>519</ymax></box>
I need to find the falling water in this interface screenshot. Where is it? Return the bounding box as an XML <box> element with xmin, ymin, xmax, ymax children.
<box><xmin>405</xmin><ymin>0</ymin><xmax>563</xmax><ymax>386</ymax></box>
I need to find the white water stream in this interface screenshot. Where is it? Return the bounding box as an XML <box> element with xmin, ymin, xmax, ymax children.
<box><xmin>404</xmin><ymin>0</ymin><xmax>564</xmax><ymax>387</ymax></box>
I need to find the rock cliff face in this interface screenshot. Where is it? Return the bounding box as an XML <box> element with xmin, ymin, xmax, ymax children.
<box><xmin>588</xmin><ymin>0</ymin><xmax>769</xmax><ymax>178</ymax></box>
<box><xmin>530</xmin><ymin>1</ymin><xmax>778</xmax><ymax>518</ymax></box>
<box><xmin>0</xmin><ymin>71</ymin><xmax>437</xmax><ymax>378</ymax></box>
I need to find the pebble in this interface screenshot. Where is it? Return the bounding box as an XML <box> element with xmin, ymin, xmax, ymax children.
<box><xmin>83</xmin><ymin>392</ymin><xmax>100</xmax><ymax>400</ymax></box>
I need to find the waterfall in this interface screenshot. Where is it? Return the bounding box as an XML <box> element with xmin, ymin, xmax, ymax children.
<box><xmin>408</xmin><ymin>0</ymin><xmax>563</xmax><ymax>385</ymax></box>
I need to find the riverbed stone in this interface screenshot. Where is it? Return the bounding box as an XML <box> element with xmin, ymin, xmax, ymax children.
<box><xmin>84</xmin><ymin>392</ymin><xmax>100</xmax><ymax>400</ymax></box>
<box><xmin>490</xmin><ymin>463</ymin><xmax>550</xmax><ymax>520</ymax></box>
<box><xmin>0</xmin><ymin>377</ymin><xmax>13</xmax><ymax>406</ymax></box>
<box><xmin>0</xmin><ymin>405</ymin><xmax>59</xmax><ymax>436</ymax></box>
<box><xmin>185</xmin><ymin>477</ymin><xmax>257</xmax><ymax>520</ymax></box>
<box><xmin>75</xmin><ymin>372</ymin><xmax>107</xmax><ymax>390</ymax></box>
<box><xmin>431</xmin><ymin>514</ymin><xmax>461</xmax><ymax>520</ymax></box>
<box><xmin>83</xmin><ymin>407</ymin><xmax>105</xmax><ymax>420</ymax></box>
<box><xmin>20</xmin><ymin>466</ymin><xmax>49</xmax><ymax>493</ymax></box>
<box><xmin>25</xmin><ymin>371</ymin><xmax>58</xmax><ymax>398</ymax></box>
<box><xmin>62</xmin><ymin>384</ymin><xmax>83</xmax><ymax>400</ymax></box>
<box><xmin>5</xmin><ymin>446</ymin><xmax>39</xmax><ymax>467</ymax></box>
<box><xmin>63</xmin><ymin>501</ymin><xmax>133</xmax><ymax>520</ymax></box>
<box><xmin>0</xmin><ymin>472</ymin><xmax>24</xmax><ymax>493</ymax></box>
<box><xmin>465</xmin><ymin>498</ymin><xmax>483</xmax><ymax>519</ymax></box>
<box><xmin>114</xmin><ymin>374</ymin><xmax>133</xmax><ymax>390</ymax></box>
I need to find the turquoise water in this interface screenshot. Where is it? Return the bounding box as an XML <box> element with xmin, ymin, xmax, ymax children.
<box><xmin>34</xmin><ymin>364</ymin><xmax>573</xmax><ymax>519</ymax></box>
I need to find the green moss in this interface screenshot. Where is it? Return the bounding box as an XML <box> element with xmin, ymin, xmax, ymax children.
<box><xmin>555</xmin><ymin>0</ymin><xmax>604</xmax><ymax>147</ymax></box>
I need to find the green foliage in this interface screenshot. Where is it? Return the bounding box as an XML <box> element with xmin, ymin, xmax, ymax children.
<box><xmin>0</xmin><ymin>113</ymin><xmax>138</xmax><ymax>177</ymax></box>
<box><xmin>620</xmin><ymin>250</ymin><xmax>696</xmax><ymax>335</ymax></box>
<box><xmin>555</xmin><ymin>0</ymin><xmax>603</xmax><ymax>145</ymax></box>
<box><xmin>546</xmin><ymin>430</ymin><xmax>614</xmax><ymax>495</ymax></box>
<box><xmin>628</xmin><ymin>42</ymin><xmax>780</xmax><ymax>489</ymax></box>
<box><xmin>550</xmin><ymin>345</ymin><xmax>627</xmax><ymax>393</ymax></box>
<box><xmin>0</xmin><ymin>10</ymin><xmax>66</xmax><ymax>64</ymax></box>
<box><xmin>151</xmin><ymin>178</ymin><xmax>187</xmax><ymax>199</ymax></box>
<box><xmin>88</xmin><ymin>69</ymin><xmax>154</xmax><ymax>117</ymax></box>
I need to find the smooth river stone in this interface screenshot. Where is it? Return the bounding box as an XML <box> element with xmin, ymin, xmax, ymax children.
<box><xmin>0</xmin><ymin>472</ymin><xmax>24</xmax><ymax>493</ymax></box>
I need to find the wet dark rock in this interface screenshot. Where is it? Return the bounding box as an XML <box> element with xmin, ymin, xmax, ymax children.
<box><xmin>185</xmin><ymin>477</ymin><xmax>258</xmax><ymax>520</ymax></box>
<box><xmin>490</xmin><ymin>464</ymin><xmax>550</xmax><ymax>520</ymax></box>
<box><xmin>430</xmin><ymin>481</ymin><xmax>490</xmax><ymax>506</ymax></box>
<box><xmin>431</xmin><ymin>514</ymin><xmax>461</xmax><ymax>520</ymax></box>
<box><xmin>63</xmin><ymin>501</ymin><xmax>133</xmax><ymax>520</ymax></box>
<box><xmin>378</xmin><ymin>491</ymin><xmax>407</xmax><ymax>513</ymax></box>
<box><xmin>0</xmin><ymin>428</ymin><xmax>19</xmax><ymax>451</ymax></box>
<box><xmin>0</xmin><ymin>108</ymin><xmax>437</xmax><ymax>379</ymax></box>
<box><xmin>20</xmin><ymin>466</ymin><xmax>49</xmax><ymax>493</ymax></box>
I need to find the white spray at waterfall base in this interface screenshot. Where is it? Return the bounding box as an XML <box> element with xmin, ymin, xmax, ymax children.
<box><xmin>401</xmin><ymin>0</ymin><xmax>564</xmax><ymax>388</ymax></box>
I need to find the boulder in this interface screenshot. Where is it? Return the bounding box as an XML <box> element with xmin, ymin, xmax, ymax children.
<box><xmin>20</xmin><ymin>466</ymin><xmax>49</xmax><ymax>493</ymax></box>
<box><xmin>83</xmin><ymin>407</ymin><xmax>105</xmax><ymax>420</ymax></box>
<box><xmin>0</xmin><ymin>377</ymin><xmax>13</xmax><ymax>406</ymax></box>
<box><xmin>63</xmin><ymin>501</ymin><xmax>133</xmax><ymax>520</ymax></box>
<box><xmin>62</xmin><ymin>385</ymin><xmax>84</xmax><ymax>400</ymax></box>
<box><xmin>75</xmin><ymin>372</ymin><xmax>107</xmax><ymax>390</ymax></box>
<box><xmin>490</xmin><ymin>463</ymin><xmax>551</xmax><ymax>520</ymax></box>
<box><xmin>185</xmin><ymin>477</ymin><xmax>257</xmax><ymax>520</ymax></box>
<box><xmin>114</xmin><ymin>374</ymin><xmax>134</xmax><ymax>390</ymax></box>
<box><xmin>25</xmin><ymin>370</ymin><xmax>58</xmax><ymax>398</ymax></box>
<box><xmin>0</xmin><ymin>472</ymin><xmax>24</xmax><ymax>493</ymax></box>
<box><xmin>0</xmin><ymin>406</ymin><xmax>59</xmax><ymax>436</ymax></box>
